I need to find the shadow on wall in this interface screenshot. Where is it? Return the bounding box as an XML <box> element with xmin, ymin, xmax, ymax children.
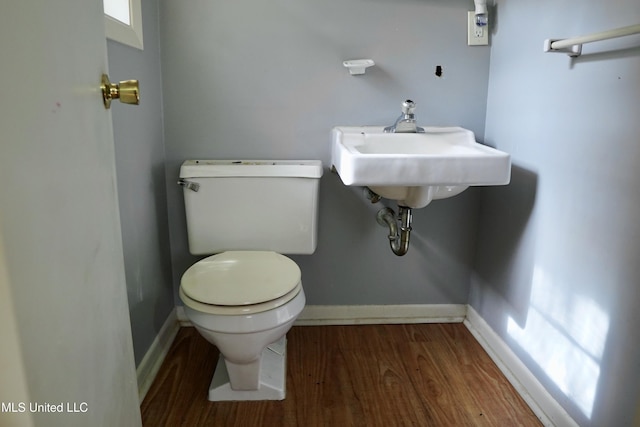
<box><xmin>473</xmin><ymin>163</ymin><xmax>611</xmax><ymax>420</ymax></box>
<box><xmin>292</xmin><ymin>169</ymin><xmax>478</xmax><ymax>305</ymax></box>
<box><xmin>408</xmin><ymin>189</ymin><xmax>482</xmax><ymax>303</ymax></box>
<box><xmin>473</xmin><ymin>164</ymin><xmax>539</xmax><ymax>326</ymax></box>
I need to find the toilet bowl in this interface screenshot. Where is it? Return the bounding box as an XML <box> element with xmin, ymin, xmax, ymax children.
<box><xmin>178</xmin><ymin>159</ymin><xmax>322</xmax><ymax>401</ymax></box>
<box><xmin>179</xmin><ymin>251</ymin><xmax>306</xmax><ymax>401</ymax></box>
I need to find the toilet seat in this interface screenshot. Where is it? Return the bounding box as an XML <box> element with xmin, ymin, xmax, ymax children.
<box><xmin>180</xmin><ymin>251</ymin><xmax>302</xmax><ymax>315</ymax></box>
<box><xmin>179</xmin><ymin>283</ymin><xmax>302</xmax><ymax>316</ymax></box>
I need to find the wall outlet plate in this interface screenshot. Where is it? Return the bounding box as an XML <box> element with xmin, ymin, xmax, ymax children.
<box><xmin>467</xmin><ymin>11</ymin><xmax>488</xmax><ymax>46</ymax></box>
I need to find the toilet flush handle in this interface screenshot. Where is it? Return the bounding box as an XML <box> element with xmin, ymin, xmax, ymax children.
<box><xmin>177</xmin><ymin>179</ymin><xmax>200</xmax><ymax>192</ymax></box>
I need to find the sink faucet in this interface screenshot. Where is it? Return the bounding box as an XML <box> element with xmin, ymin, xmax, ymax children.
<box><xmin>384</xmin><ymin>99</ymin><xmax>425</xmax><ymax>133</ymax></box>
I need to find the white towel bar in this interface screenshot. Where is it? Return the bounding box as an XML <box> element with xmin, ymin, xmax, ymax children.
<box><xmin>544</xmin><ymin>23</ymin><xmax>640</xmax><ymax>57</ymax></box>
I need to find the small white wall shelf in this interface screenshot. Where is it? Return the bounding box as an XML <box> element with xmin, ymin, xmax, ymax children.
<box><xmin>343</xmin><ymin>59</ymin><xmax>375</xmax><ymax>75</ymax></box>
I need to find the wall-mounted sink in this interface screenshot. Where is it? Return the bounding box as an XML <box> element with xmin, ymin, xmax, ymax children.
<box><xmin>331</xmin><ymin>126</ymin><xmax>511</xmax><ymax>208</ymax></box>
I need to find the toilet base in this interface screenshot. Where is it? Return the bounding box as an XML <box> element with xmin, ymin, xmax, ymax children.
<box><xmin>208</xmin><ymin>337</ymin><xmax>287</xmax><ymax>401</ymax></box>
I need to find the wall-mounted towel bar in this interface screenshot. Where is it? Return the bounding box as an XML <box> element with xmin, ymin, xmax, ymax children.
<box><xmin>544</xmin><ymin>23</ymin><xmax>640</xmax><ymax>57</ymax></box>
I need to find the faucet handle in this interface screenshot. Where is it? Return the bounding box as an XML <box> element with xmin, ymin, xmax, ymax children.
<box><xmin>402</xmin><ymin>99</ymin><xmax>416</xmax><ymax>115</ymax></box>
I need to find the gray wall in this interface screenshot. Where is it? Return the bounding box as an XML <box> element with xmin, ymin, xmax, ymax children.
<box><xmin>160</xmin><ymin>0</ymin><xmax>491</xmax><ymax>306</ymax></box>
<box><xmin>107</xmin><ymin>0</ymin><xmax>174</xmax><ymax>366</ymax></box>
<box><xmin>471</xmin><ymin>0</ymin><xmax>640</xmax><ymax>425</ymax></box>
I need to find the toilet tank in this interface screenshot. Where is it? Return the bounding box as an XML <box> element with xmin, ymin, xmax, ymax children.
<box><xmin>179</xmin><ymin>160</ymin><xmax>323</xmax><ymax>255</ymax></box>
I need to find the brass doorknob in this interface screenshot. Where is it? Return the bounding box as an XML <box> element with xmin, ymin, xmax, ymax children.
<box><xmin>101</xmin><ymin>74</ymin><xmax>139</xmax><ymax>109</ymax></box>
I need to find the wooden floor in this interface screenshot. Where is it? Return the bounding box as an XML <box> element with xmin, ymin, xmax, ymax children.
<box><xmin>141</xmin><ymin>324</ymin><xmax>541</xmax><ymax>426</ymax></box>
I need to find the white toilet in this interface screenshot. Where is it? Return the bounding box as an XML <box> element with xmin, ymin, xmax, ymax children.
<box><xmin>177</xmin><ymin>159</ymin><xmax>322</xmax><ymax>401</ymax></box>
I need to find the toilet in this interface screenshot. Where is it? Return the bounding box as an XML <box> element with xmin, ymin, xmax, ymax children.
<box><xmin>178</xmin><ymin>159</ymin><xmax>322</xmax><ymax>401</ymax></box>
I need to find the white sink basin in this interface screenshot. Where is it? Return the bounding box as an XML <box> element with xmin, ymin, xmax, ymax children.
<box><xmin>331</xmin><ymin>126</ymin><xmax>511</xmax><ymax>208</ymax></box>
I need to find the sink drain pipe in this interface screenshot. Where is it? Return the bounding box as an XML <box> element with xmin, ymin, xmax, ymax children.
<box><xmin>376</xmin><ymin>206</ymin><xmax>413</xmax><ymax>256</ymax></box>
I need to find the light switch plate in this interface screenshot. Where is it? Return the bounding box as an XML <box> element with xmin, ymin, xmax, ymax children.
<box><xmin>467</xmin><ymin>11</ymin><xmax>489</xmax><ymax>46</ymax></box>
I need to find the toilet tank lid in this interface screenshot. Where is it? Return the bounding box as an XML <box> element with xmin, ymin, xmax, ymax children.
<box><xmin>180</xmin><ymin>160</ymin><xmax>323</xmax><ymax>179</ymax></box>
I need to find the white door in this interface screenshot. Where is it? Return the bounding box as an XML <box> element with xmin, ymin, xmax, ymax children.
<box><xmin>0</xmin><ymin>1</ymin><xmax>141</xmax><ymax>426</ymax></box>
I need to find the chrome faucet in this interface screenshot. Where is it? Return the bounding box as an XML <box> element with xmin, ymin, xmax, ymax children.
<box><xmin>384</xmin><ymin>99</ymin><xmax>425</xmax><ymax>133</ymax></box>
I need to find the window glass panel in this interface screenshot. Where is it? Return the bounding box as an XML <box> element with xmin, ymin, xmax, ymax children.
<box><xmin>103</xmin><ymin>0</ymin><xmax>143</xmax><ymax>50</ymax></box>
<box><xmin>104</xmin><ymin>0</ymin><xmax>130</xmax><ymax>26</ymax></box>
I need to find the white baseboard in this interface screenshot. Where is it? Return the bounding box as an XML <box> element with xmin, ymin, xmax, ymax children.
<box><xmin>295</xmin><ymin>304</ymin><xmax>467</xmax><ymax>325</ymax></box>
<box><xmin>176</xmin><ymin>304</ymin><xmax>467</xmax><ymax>327</ymax></box>
<box><xmin>136</xmin><ymin>308</ymin><xmax>180</xmax><ymax>403</ymax></box>
<box><xmin>464</xmin><ymin>306</ymin><xmax>578</xmax><ymax>427</ymax></box>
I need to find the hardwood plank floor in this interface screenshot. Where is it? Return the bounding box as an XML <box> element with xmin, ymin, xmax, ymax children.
<box><xmin>141</xmin><ymin>324</ymin><xmax>542</xmax><ymax>426</ymax></box>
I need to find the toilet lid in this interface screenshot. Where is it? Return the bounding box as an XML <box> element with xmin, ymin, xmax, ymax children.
<box><xmin>180</xmin><ymin>251</ymin><xmax>301</xmax><ymax>306</ymax></box>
